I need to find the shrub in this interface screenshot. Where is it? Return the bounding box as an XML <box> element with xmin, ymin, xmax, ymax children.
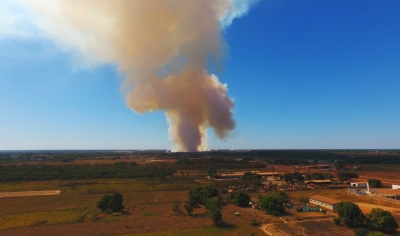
<box><xmin>172</xmin><ymin>200</ymin><xmax>181</xmax><ymax>214</ymax></box>
<box><xmin>250</xmin><ymin>219</ymin><xmax>260</xmax><ymax>226</ymax></box>
<box><xmin>353</xmin><ymin>228</ymin><xmax>368</xmax><ymax>236</ymax></box>
<box><xmin>96</xmin><ymin>192</ymin><xmax>124</xmax><ymax>213</ymax></box>
<box><xmin>367</xmin><ymin>208</ymin><xmax>398</xmax><ymax>233</ymax></box>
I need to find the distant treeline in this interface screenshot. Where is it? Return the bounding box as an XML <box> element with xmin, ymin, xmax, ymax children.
<box><xmin>344</xmin><ymin>155</ymin><xmax>400</xmax><ymax>164</ymax></box>
<box><xmin>1</xmin><ymin>150</ymin><xmax>399</xmax><ymax>165</ymax></box>
<box><xmin>0</xmin><ymin>162</ymin><xmax>176</xmax><ymax>182</ymax></box>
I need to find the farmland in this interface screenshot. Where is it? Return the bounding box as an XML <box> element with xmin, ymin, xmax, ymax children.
<box><xmin>0</xmin><ymin>150</ymin><xmax>399</xmax><ymax>235</ymax></box>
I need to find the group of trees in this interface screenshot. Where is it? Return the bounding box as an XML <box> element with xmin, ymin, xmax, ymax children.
<box><xmin>0</xmin><ymin>162</ymin><xmax>176</xmax><ymax>181</ymax></box>
<box><xmin>334</xmin><ymin>202</ymin><xmax>398</xmax><ymax>234</ymax></box>
<box><xmin>280</xmin><ymin>172</ymin><xmax>336</xmax><ymax>183</ymax></box>
<box><xmin>282</xmin><ymin>172</ymin><xmax>304</xmax><ymax>183</ymax></box>
<box><xmin>281</xmin><ymin>171</ymin><xmax>358</xmax><ymax>183</ymax></box>
<box><xmin>187</xmin><ymin>186</ymin><xmax>222</xmax><ymax>225</ymax></box>
<box><xmin>336</xmin><ymin>172</ymin><xmax>359</xmax><ymax>181</ymax></box>
<box><xmin>241</xmin><ymin>172</ymin><xmax>262</xmax><ymax>181</ymax></box>
<box><xmin>230</xmin><ymin>191</ymin><xmax>251</xmax><ymax>207</ymax></box>
<box><xmin>305</xmin><ymin>172</ymin><xmax>334</xmax><ymax>180</ymax></box>
<box><xmin>258</xmin><ymin>191</ymin><xmax>288</xmax><ymax>216</ymax></box>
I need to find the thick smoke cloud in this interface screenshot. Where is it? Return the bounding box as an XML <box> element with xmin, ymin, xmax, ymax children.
<box><xmin>2</xmin><ymin>0</ymin><xmax>256</xmax><ymax>151</ymax></box>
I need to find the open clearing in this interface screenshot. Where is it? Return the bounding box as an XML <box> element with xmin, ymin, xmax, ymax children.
<box><xmin>355</xmin><ymin>202</ymin><xmax>400</xmax><ymax>215</ymax></box>
<box><xmin>0</xmin><ymin>190</ymin><xmax>61</xmax><ymax>198</ymax></box>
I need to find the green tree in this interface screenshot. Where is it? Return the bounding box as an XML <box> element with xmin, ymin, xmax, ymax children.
<box><xmin>367</xmin><ymin>208</ymin><xmax>399</xmax><ymax>233</ymax></box>
<box><xmin>205</xmin><ymin>197</ymin><xmax>221</xmax><ymax>211</ymax></box>
<box><xmin>96</xmin><ymin>192</ymin><xmax>124</xmax><ymax>213</ymax></box>
<box><xmin>307</xmin><ymin>172</ymin><xmax>324</xmax><ymax>180</ymax></box>
<box><xmin>183</xmin><ymin>201</ymin><xmax>194</xmax><ymax>215</ymax></box>
<box><xmin>353</xmin><ymin>228</ymin><xmax>368</xmax><ymax>236</ymax></box>
<box><xmin>205</xmin><ymin>197</ymin><xmax>223</xmax><ymax>225</ymax></box>
<box><xmin>259</xmin><ymin>195</ymin><xmax>285</xmax><ymax>216</ymax></box>
<box><xmin>108</xmin><ymin>192</ymin><xmax>124</xmax><ymax>212</ymax></box>
<box><xmin>210</xmin><ymin>208</ymin><xmax>222</xmax><ymax>225</ymax></box>
<box><xmin>242</xmin><ymin>172</ymin><xmax>262</xmax><ymax>180</ymax></box>
<box><xmin>188</xmin><ymin>186</ymin><xmax>219</xmax><ymax>206</ymax></box>
<box><xmin>367</xmin><ymin>232</ymin><xmax>384</xmax><ymax>236</ymax></box>
<box><xmin>368</xmin><ymin>179</ymin><xmax>382</xmax><ymax>188</ymax></box>
<box><xmin>207</xmin><ymin>165</ymin><xmax>217</xmax><ymax>179</ymax></box>
<box><xmin>323</xmin><ymin>173</ymin><xmax>334</xmax><ymax>179</ymax></box>
<box><xmin>336</xmin><ymin>202</ymin><xmax>365</xmax><ymax>227</ymax></box>
<box><xmin>172</xmin><ymin>200</ymin><xmax>181</xmax><ymax>214</ymax></box>
<box><xmin>97</xmin><ymin>194</ymin><xmax>111</xmax><ymax>212</ymax></box>
<box><xmin>231</xmin><ymin>191</ymin><xmax>250</xmax><ymax>207</ymax></box>
<box><xmin>282</xmin><ymin>173</ymin><xmax>294</xmax><ymax>183</ymax></box>
<box><xmin>293</xmin><ymin>172</ymin><xmax>304</xmax><ymax>181</ymax></box>
<box><xmin>276</xmin><ymin>191</ymin><xmax>289</xmax><ymax>203</ymax></box>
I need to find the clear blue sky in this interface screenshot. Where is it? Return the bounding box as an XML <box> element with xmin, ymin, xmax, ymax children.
<box><xmin>1</xmin><ymin>0</ymin><xmax>399</xmax><ymax>150</ymax></box>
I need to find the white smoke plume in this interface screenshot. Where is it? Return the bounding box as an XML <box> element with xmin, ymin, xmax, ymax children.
<box><xmin>1</xmin><ymin>0</ymin><xmax>257</xmax><ymax>151</ymax></box>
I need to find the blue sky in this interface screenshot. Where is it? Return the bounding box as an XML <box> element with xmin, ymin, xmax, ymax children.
<box><xmin>1</xmin><ymin>0</ymin><xmax>399</xmax><ymax>150</ymax></box>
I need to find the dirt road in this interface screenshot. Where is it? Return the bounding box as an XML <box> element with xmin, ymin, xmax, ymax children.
<box><xmin>259</xmin><ymin>217</ymin><xmax>334</xmax><ymax>236</ymax></box>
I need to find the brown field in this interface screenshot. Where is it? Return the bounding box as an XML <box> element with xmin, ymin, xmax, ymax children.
<box><xmin>0</xmin><ymin>163</ymin><xmax>399</xmax><ymax>235</ymax></box>
<box><xmin>262</xmin><ymin>218</ymin><xmax>355</xmax><ymax>236</ymax></box>
<box><xmin>0</xmin><ymin>178</ymin><xmax>267</xmax><ymax>236</ymax></box>
<box><xmin>355</xmin><ymin>202</ymin><xmax>400</xmax><ymax>214</ymax></box>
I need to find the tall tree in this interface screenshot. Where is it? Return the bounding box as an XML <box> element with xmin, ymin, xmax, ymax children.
<box><xmin>259</xmin><ymin>195</ymin><xmax>285</xmax><ymax>216</ymax></box>
<box><xmin>335</xmin><ymin>202</ymin><xmax>365</xmax><ymax>227</ymax></box>
<box><xmin>207</xmin><ymin>165</ymin><xmax>217</xmax><ymax>179</ymax></box>
<box><xmin>206</xmin><ymin>197</ymin><xmax>223</xmax><ymax>225</ymax></box>
<box><xmin>368</xmin><ymin>179</ymin><xmax>382</xmax><ymax>188</ymax></box>
<box><xmin>231</xmin><ymin>191</ymin><xmax>250</xmax><ymax>207</ymax></box>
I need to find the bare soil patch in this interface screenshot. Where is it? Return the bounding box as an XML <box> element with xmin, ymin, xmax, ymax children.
<box><xmin>355</xmin><ymin>202</ymin><xmax>400</xmax><ymax>214</ymax></box>
<box><xmin>0</xmin><ymin>190</ymin><xmax>61</xmax><ymax>198</ymax></box>
<box><xmin>262</xmin><ymin>218</ymin><xmax>354</xmax><ymax>236</ymax></box>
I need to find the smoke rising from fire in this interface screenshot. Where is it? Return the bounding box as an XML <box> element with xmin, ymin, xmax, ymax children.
<box><xmin>3</xmin><ymin>0</ymin><xmax>256</xmax><ymax>151</ymax></box>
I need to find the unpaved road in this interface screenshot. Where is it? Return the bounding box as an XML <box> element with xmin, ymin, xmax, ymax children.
<box><xmin>0</xmin><ymin>190</ymin><xmax>61</xmax><ymax>198</ymax></box>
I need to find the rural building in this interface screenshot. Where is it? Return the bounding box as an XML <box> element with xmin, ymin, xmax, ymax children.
<box><xmin>309</xmin><ymin>195</ymin><xmax>340</xmax><ymax>211</ymax></box>
<box><xmin>296</xmin><ymin>203</ymin><xmax>321</xmax><ymax>212</ymax></box>
<box><xmin>350</xmin><ymin>182</ymin><xmax>367</xmax><ymax>188</ymax></box>
<box><xmin>392</xmin><ymin>185</ymin><xmax>400</xmax><ymax>190</ymax></box>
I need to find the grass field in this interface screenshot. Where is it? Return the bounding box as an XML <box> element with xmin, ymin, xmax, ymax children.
<box><xmin>124</xmin><ymin>224</ymin><xmax>262</xmax><ymax>236</ymax></box>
